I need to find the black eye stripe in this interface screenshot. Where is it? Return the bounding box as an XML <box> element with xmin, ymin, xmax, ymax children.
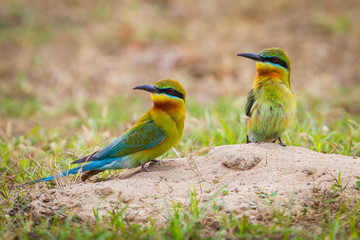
<box><xmin>158</xmin><ymin>88</ymin><xmax>184</xmax><ymax>99</ymax></box>
<box><xmin>263</xmin><ymin>57</ymin><xmax>288</xmax><ymax>69</ymax></box>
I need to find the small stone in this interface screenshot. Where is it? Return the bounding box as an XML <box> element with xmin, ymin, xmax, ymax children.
<box><xmin>317</xmin><ymin>171</ymin><xmax>326</xmax><ymax>177</ymax></box>
<box><xmin>239</xmin><ymin>204</ymin><xmax>248</xmax><ymax>211</ymax></box>
<box><xmin>302</xmin><ymin>166</ymin><xmax>316</xmax><ymax>176</ymax></box>
<box><xmin>249</xmin><ymin>202</ymin><xmax>257</xmax><ymax>209</ymax></box>
<box><xmin>201</xmin><ymin>194</ymin><xmax>212</xmax><ymax>202</ymax></box>
<box><xmin>124</xmin><ymin>211</ymin><xmax>136</xmax><ymax>221</ymax></box>
<box><xmin>203</xmin><ymin>217</ymin><xmax>220</xmax><ymax>230</ymax></box>
<box><xmin>94</xmin><ymin>187</ymin><xmax>114</xmax><ymax>198</ymax></box>
<box><xmin>255</xmin><ymin>214</ymin><xmax>263</xmax><ymax>221</ymax></box>
<box><xmin>122</xmin><ymin>194</ymin><xmax>133</xmax><ymax>203</ymax></box>
<box><xmin>264</xmin><ymin>211</ymin><xmax>273</xmax><ymax>221</ymax></box>
<box><xmin>303</xmin><ymin>197</ymin><xmax>313</xmax><ymax>207</ymax></box>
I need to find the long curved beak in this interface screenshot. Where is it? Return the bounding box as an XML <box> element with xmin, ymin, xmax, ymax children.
<box><xmin>237</xmin><ymin>53</ymin><xmax>264</xmax><ymax>62</ymax></box>
<box><xmin>133</xmin><ymin>85</ymin><xmax>160</xmax><ymax>93</ymax></box>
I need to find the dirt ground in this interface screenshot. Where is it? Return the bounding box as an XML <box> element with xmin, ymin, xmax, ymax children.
<box><xmin>21</xmin><ymin>143</ymin><xmax>360</xmax><ymax>224</ymax></box>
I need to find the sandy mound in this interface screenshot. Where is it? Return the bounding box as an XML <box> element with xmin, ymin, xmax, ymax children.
<box><xmin>25</xmin><ymin>144</ymin><xmax>360</xmax><ymax>223</ymax></box>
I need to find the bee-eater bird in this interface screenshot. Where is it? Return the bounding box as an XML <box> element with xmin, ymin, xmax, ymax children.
<box><xmin>237</xmin><ymin>48</ymin><xmax>296</xmax><ymax>146</ymax></box>
<box><xmin>27</xmin><ymin>79</ymin><xmax>186</xmax><ymax>184</ymax></box>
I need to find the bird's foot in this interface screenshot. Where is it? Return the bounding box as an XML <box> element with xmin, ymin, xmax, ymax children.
<box><xmin>141</xmin><ymin>162</ymin><xmax>150</xmax><ymax>172</ymax></box>
<box><xmin>278</xmin><ymin>137</ymin><xmax>286</xmax><ymax>147</ymax></box>
<box><xmin>246</xmin><ymin>136</ymin><xmax>260</xmax><ymax>145</ymax></box>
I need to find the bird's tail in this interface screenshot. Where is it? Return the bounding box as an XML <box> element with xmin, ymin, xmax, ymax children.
<box><xmin>25</xmin><ymin>161</ymin><xmax>109</xmax><ymax>185</ymax></box>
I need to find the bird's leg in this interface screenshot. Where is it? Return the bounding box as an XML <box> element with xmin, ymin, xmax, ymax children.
<box><xmin>278</xmin><ymin>137</ymin><xmax>286</xmax><ymax>147</ymax></box>
<box><xmin>141</xmin><ymin>162</ymin><xmax>150</xmax><ymax>172</ymax></box>
<box><xmin>246</xmin><ymin>135</ymin><xmax>250</xmax><ymax>144</ymax></box>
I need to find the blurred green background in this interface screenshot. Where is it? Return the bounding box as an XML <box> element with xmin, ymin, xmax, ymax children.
<box><xmin>0</xmin><ymin>0</ymin><xmax>359</xmax><ymax>159</ymax></box>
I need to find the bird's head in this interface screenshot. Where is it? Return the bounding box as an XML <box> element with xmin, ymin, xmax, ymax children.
<box><xmin>237</xmin><ymin>48</ymin><xmax>291</xmax><ymax>87</ymax></box>
<box><xmin>133</xmin><ymin>79</ymin><xmax>186</xmax><ymax>109</ymax></box>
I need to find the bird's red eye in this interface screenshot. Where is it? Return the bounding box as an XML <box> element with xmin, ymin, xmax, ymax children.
<box><xmin>271</xmin><ymin>57</ymin><xmax>278</xmax><ymax>62</ymax></box>
<box><xmin>167</xmin><ymin>88</ymin><xmax>174</xmax><ymax>94</ymax></box>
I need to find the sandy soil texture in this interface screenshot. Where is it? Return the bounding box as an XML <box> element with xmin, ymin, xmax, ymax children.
<box><xmin>22</xmin><ymin>144</ymin><xmax>360</xmax><ymax>224</ymax></box>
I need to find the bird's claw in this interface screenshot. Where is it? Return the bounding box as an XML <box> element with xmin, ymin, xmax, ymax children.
<box><xmin>141</xmin><ymin>163</ymin><xmax>150</xmax><ymax>172</ymax></box>
<box><xmin>150</xmin><ymin>159</ymin><xmax>160</xmax><ymax>164</ymax></box>
<box><xmin>142</xmin><ymin>159</ymin><xmax>161</xmax><ymax>172</ymax></box>
<box><xmin>278</xmin><ymin>137</ymin><xmax>286</xmax><ymax>147</ymax></box>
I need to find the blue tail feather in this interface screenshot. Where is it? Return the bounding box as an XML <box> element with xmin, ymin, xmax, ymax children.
<box><xmin>25</xmin><ymin>160</ymin><xmax>112</xmax><ymax>185</ymax></box>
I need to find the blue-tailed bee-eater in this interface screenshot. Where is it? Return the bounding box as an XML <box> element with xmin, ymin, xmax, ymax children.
<box><xmin>237</xmin><ymin>48</ymin><xmax>296</xmax><ymax>146</ymax></box>
<box><xmin>27</xmin><ymin>79</ymin><xmax>186</xmax><ymax>184</ymax></box>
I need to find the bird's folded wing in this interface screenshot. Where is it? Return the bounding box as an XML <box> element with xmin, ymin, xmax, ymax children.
<box><xmin>72</xmin><ymin>120</ymin><xmax>166</xmax><ymax>164</ymax></box>
<box><xmin>245</xmin><ymin>88</ymin><xmax>255</xmax><ymax>117</ymax></box>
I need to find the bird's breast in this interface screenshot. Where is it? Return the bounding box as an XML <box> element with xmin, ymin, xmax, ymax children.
<box><xmin>151</xmin><ymin>107</ymin><xmax>184</xmax><ymax>139</ymax></box>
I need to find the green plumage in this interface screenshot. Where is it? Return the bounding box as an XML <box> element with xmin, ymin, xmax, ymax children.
<box><xmin>26</xmin><ymin>79</ymin><xmax>186</xmax><ymax>184</ymax></box>
<box><xmin>239</xmin><ymin>48</ymin><xmax>296</xmax><ymax>146</ymax></box>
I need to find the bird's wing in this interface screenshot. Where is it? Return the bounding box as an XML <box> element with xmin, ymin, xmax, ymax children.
<box><xmin>245</xmin><ymin>88</ymin><xmax>255</xmax><ymax>117</ymax></box>
<box><xmin>72</xmin><ymin>120</ymin><xmax>166</xmax><ymax>164</ymax></box>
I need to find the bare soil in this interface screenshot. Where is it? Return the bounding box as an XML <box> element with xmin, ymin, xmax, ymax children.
<box><xmin>22</xmin><ymin>143</ymin><xmax>360</xmax><ymax>224</ymax></box>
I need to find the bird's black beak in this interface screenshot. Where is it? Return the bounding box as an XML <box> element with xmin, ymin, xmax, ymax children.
<box><xmin>237</xmin><ymin>53</ymin><xmax>264</xmax><ymax>62</ymax></box>
<box><xmin>133</xmin><ymin>85</ymin><xmax>160</xmax><ymax>93</ymax></box>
